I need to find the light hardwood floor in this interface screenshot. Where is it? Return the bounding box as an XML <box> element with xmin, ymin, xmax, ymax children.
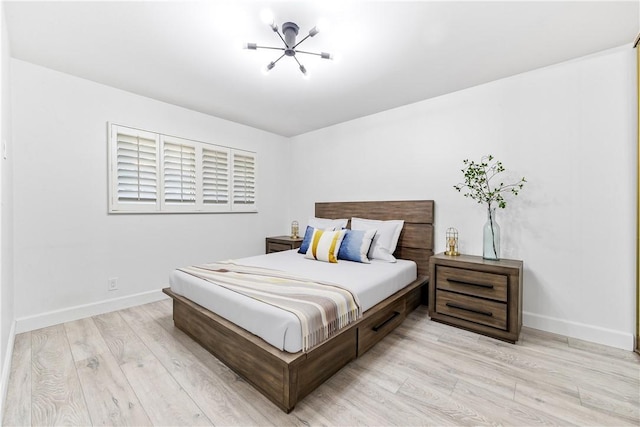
<box><xmin>2</xmin><ymin>299</ymin><xmax>639</xmax><ymax>426</ymax></box>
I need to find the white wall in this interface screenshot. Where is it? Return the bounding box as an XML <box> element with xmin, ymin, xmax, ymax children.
<box><xmin>11</xmin><ymin>59</ymin><xmax>290</xmax><ymax>327</ymax></box>
<box><xmin>8</xmin><ymin>44</ymin><xmax>638</xmax><ymax>350</ymax></box>
<box><xmin>289</xmin><ymin>45</ymin><xmax>637</xmax><ymax>350</ymax></box>
<box><xmin>0</xmin><ymin>0</ymin><xmax>14</xmax><ymax>400</ymax></box>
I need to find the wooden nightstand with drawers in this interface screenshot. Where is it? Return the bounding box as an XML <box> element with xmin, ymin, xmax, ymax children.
<box><xmin>266</xmin><ymin>236</ymin><xmax>303</xmax><ymax>254</ymax></box>
<box><xmin>428</xmin><ymin>253</ymin><xmax>523</xmax><ymax>343</ymax></box>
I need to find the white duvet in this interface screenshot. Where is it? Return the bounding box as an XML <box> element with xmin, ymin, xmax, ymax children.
<box><xmin>169</xmin><ymin>249</ymin><xmax>417</xmax><ymax>353</ymax></box>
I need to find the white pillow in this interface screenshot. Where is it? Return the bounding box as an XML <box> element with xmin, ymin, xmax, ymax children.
<box><xmin>308</xmin><ymin>216</ymin><xmax>348</xmax><ymax>230</ymax></box>
<box><xmin>351</xmin><ymin>217</ymin><xmax>404</xmax><ymax>262</ymax></box>
<box><xmin>304</xmin><ymin>229</ymin><xmax>346</xmax><ymax>263</ymax></box>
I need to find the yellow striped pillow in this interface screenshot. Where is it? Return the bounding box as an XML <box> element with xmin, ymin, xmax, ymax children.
<box><xmin>304</xmin><ymin>229</ymin><xmax>346</xmax><ymax>263</ymax></box>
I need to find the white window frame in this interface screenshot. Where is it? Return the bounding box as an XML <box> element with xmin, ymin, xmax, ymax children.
<box><xmin>231</xmin><ymin>149</ymin><xmax>257</xmax><ymax>212</ymax></box>
<box><xmin>108</xmin><ymin>123</ymin><xmax>257</xmax><ymax>214</ymax></box>
<box><xmin>160</xmin><ymin>135</ymin><xmax>198</xmax><ymax>212</ymax></box>
<box><xmin>109</xmin><ymin>125</ymin><xmax>161</xmax><ymax>212</ymax></box>
<box><xmin>202</xmin><ymin>144</ymin><xmax>232</xmax><ymax>213</ymax></box>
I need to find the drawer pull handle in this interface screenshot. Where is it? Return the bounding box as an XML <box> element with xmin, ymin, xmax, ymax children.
<box><xmin>445</xmin><ymin>302</ymin><xmax>493</xmax><ymax>317</ymax></box>
<box><xmin>372</xmin><ymin>311</ymin><xmax>401</xmax><ymax>332</ymax></box>
<box><xmin>447</xmin><ymin>278</ymin><xmax>494</xmax><ymax>289</ymax></box>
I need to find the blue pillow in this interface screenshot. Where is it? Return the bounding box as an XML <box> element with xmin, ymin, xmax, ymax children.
<box><xmin>298</xmin><ymin>226</ymin><xmax>315</xmax><ymax>254</ymax></box>
<box><xmin>338</xmin><ymin>228</ymin><xmax>377</xmax><ymax>263</ymax></box>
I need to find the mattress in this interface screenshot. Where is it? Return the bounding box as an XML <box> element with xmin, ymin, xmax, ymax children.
<box><xmin>169</xmin><ymin>249</ymin><xmax>417</xmax><ymax>353</ymax></box>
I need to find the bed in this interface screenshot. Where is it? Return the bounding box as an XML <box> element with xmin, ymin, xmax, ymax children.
<box><xmin>162</xmin><ymin>200</ymin><xmax>434</xmax><ymax>412</ymax></box>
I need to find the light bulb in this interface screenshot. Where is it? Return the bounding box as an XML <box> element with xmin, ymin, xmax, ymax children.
<box><xmin>315</xmin><ymin>18</ymin><xmax>329</xmax><ymax>34</ymax></box>
<box><xmin>262</xmin><ymin>61</ymin><xmax>275</xmax><ymax>75</ymax></box>
<box><xmin>260</xmin><ymin>9</ymin><xmax>274</xmax><ymax>26</ymax></box>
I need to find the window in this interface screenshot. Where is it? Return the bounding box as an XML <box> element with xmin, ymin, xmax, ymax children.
<box><xmin>232</xmin><ymin>150</ymin><xmax>257</xmax><ymax>211</ymax></box>
<box><xmin>162</xmin><ymin>137</ymin><xmax>197</xmax><ymax>209</ymax></box>
<box><xmin>111</xmin><ymin>127</ymin><xmax>159</xmax><ymax>212</ymax></box>
<box><xmin>202</xmin><ymin>146</ymin><xmax>230</xmax><ymax>206</ymax></box>
<box><xmin>108</xmin><ymin>124</ymin><xmax>257</xmax><ymax>213</ymax></box>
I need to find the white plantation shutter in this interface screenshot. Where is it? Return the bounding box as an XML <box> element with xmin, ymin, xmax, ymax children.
<box><xmin>117</xmin><ymin>134</ymin><xmax>157</xmax><ymax>202</ymax></box>
<box><xmin>232</xmin><ymin>150</ymin><xmax>257</xmax><ymax>211</ymax></box>
<box><xmin>202</xmin><ymin>146</ymin><xmax>230</xmax><ymax>206</ymax></box>
<box><xmin>163</xmin><ymin>138</ymin><xmax>197</xmax><ymax>206</ymax></box>
<box><xmin>110</xmin><ymin>126</ymin><xmax>159</xmax><ymax>211</ymax></box>
<box><xmin>108</xmin><ymin>123</ymin><xmax>256</xmax><ymax>213</ymax></box>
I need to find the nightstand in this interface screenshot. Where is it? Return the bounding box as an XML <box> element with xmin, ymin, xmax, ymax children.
<box><xmin>428</xmin><ymin>253</ymin><xmax>523</xmax><ymax>343</ymax></box>
<box><xmin>266</xmin><ymin>236</ymin><xmax>303</xmax><ymax>254</ymax></box>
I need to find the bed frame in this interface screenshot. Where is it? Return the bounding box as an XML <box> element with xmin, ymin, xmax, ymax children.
<box><xmin>162</xmin><ymin>200</ymin><xmax>434</xmax><ymax>412</ymax></box>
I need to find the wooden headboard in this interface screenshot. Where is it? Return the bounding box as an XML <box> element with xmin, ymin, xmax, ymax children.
<box><xmin>315</xmin><ymin>200</ymin><xmax>434</xmax><ymax>277</ymax></box>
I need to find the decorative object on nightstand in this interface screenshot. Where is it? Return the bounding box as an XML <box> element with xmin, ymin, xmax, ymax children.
<box><xmin>483</xmin><ymin>207</ymin><xmax>500</xmax><ymax>259</ymax></box>
<box><xmin>453</xmin><ymin>155</ymin><xmax>526</xmax><ymax>260</ymax></box>
<box><xmin>444</xmin><ymin>227</ymin><xmax>460</xmax><ymax>256</ymax></box>
<box><xmin>429</xmin><ymin>253</ymin><xmax>523</xmax><ymax>343</ymax></box>
<box><xmin>291</xmin><ymin>221</ymin><xmax>299</xmax><ymax>239</ymax></box>
<box><xmin>266</xmin><ymin>235</ymin><xmax>303</xmax><ymax>254</ymax></box>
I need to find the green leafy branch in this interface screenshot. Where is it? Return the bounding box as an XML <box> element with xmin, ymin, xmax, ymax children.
<box><xmin>453</xmin><ymin>155</ymin><xmax>526</xmax><ymax>210</ymax></box>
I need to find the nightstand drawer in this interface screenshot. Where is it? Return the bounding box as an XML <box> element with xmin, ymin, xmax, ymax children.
<box><xmin>435</xmin><ymin>290</ymin><xmax>507</xmax><ymax>330</ymax></box>
<box><xmin>265</xmin><ymin>236</ymin><xmax>303</xmax><ymax>254</ymax></box>
<box><xmin>268</xmin><ymin>242</ymin><xmax>295</xmax><ymax>253</ymax></box>
<box><xmin>429</xmin><ymin>253</ymin><xmax>523</xmax><ymax>343</ymax></box>
<box><xmin>436</xmin><ymin>265</ymin><xmax>507</xmax><ymax>302</ymax></box>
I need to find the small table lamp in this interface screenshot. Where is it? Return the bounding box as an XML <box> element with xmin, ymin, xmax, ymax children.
<box><xmin>445</xmin><ymin>227</ymin><xmax>460</xmax><ymax>256</ymax></box>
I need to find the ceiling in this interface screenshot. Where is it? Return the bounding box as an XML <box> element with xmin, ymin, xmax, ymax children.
<box><xmin>4</xmin><ymin>1</ymin><xmax>639</xmax><ymax>137</ymax></box>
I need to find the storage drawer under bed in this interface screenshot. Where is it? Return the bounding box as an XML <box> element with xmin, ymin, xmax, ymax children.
<box><xmin>356</xmin><ymin>298</ymin><xmax>407</xmax><ymax>356</ymax></box>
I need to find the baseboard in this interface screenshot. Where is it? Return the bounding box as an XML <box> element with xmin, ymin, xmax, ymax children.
<box><xmin>523</xmin><ymin>311</ymin><xmax>634</xmax><ymax>351</ymax></box>
<box><xmin>15</xmin><ymin>289</ymin><xmax>168</xmax><ymax>334</ymax></box>
<box><xmin>0</xmin><ymin>320</ymin><xmax>16</xmax><ymax>424</ymax></box>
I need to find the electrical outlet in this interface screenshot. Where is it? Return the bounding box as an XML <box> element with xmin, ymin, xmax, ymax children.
<box><xmin>107</xmin><ymin>277</ymin><xmax>118</xmax><ymax>291</ymax></box>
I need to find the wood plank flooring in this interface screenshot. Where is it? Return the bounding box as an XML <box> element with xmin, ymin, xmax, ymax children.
<box><xmin>3</xmin><ymin>300</ymin><xmax>639</xmax><ymax>426</ymax></box>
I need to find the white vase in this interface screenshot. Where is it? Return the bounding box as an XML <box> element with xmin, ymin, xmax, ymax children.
<box><xmin>483</xmin><ymin>207</ymin><xmax>500</xmax><ymax>260</ymax></box>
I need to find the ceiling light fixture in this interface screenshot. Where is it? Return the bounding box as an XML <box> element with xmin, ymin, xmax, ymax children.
<box><xmin>244</xmin><ymin>14</ymin><xmax>333</xmax><ymax>77</ymax></box>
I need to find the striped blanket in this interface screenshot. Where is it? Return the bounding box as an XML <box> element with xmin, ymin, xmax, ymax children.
<box><xmin>178</xmin><ymin>261</ymin><xmax>362</xmax><ymax>351</ymax></box>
